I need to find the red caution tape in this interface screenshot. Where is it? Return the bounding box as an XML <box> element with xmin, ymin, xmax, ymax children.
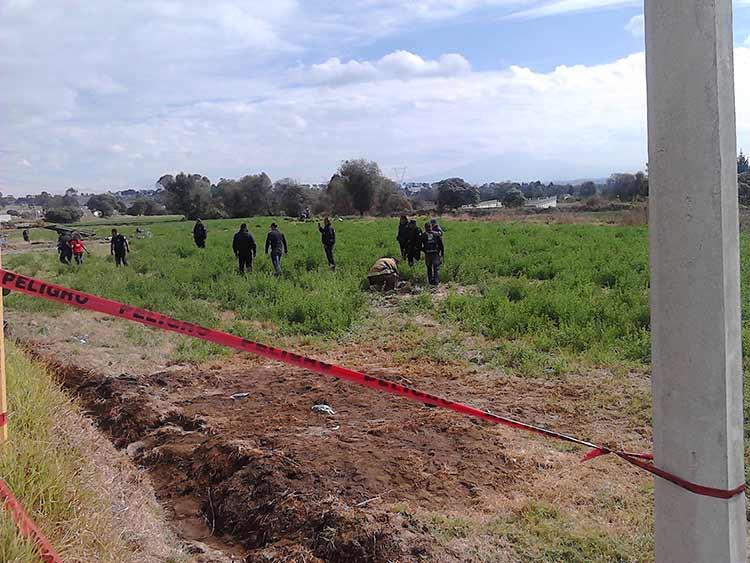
<box><xmin>0</xmin><ymin>478</ymin><xmax>63</xmax><ymax>563</ymax></box>
<box><xmin>0</xmin><ymin>268</ymin><xmax>744</xmax><ymax>500</ymax></box>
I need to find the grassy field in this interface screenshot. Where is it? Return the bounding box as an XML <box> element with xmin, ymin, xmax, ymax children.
<box><xmin>5</xmin><ymin>215</ymin><xmax>749</xmax><ymax>561</ymax></box>
<box><xmin>6</xmin><ymin>217</ymin><xmax>657</xmax><ymax>369</ymax></box>
<box><xmin>0</xmin><ymin>344</ymin><xmax>182</xmax><ymax>562</ymax></box>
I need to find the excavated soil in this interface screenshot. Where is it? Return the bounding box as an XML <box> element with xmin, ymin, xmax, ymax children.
<box><xmin>13</xmin><ymin>304</ymin><xmax>654</xmax><ymax>562</ymax></box>
<box><xmin>35</xmin><ymin>354</ymin><xmax>538</xmax><ymax>562</ymax></box>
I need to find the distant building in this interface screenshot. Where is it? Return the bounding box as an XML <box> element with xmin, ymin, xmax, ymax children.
<box><xmin>0</xmin><ymin>214</ymin><xmax>13</xmax><ymax>224</ymax></box>
<box><xmin>524</xmin><ymin>196</ymin><xmax>558</xmax><ymax>209</ymax></box>
<box><xmin>461</xmin><ymin>199</ymin><xmax>503</xmax><ymax>210</ymax></box>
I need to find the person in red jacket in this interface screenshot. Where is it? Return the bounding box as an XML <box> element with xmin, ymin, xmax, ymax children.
<box><xmin>69</xmin><ymin>234</ymin><xmax>87</xmax><ymax>265</ymax></box>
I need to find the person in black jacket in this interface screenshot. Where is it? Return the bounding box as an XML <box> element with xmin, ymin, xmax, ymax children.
<box><xmin>193</xmin><ymin>219</ymin><xmax>206</xmax><ymax>248</ymax></box>
<box><xmin>232</xmin><ymin>223</ymin><xmax>257</xmax><ymax>274</ymax></box>
<box><xmin>57</xmin><ymin>232</ymin><xmax>72</xmax><ymax>264</ymax></box>
<box><xmin>396</xmin><ymin>215</ymin><xmax>409</xmax><ymax>259</ymax></box>
<box><xmin>405</xmin><ymin>220</ymin><xmax>422</xmax><ymax>267</ymax></box>
<box><xmin>265</xmin><ymin>223</ymin><xmax>288</xmax><ymax>275</ymax></box>
<box><xmin>110</xmin><ymin>229</ymin><xmax>130</xmax><ymax>267</ymax></box>
<box><xmin>421</xmin><ymin>222</ymin><xmax>445</xmax><ymax>286</ymax></box>
<box><xmin>318</xmin><ymin>217</ymin><xmax>336</xmax><ymax>270</ymax></box>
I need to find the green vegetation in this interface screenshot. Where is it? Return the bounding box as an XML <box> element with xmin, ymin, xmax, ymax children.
<box><xmin>0</xmin><ymin>345</ymin><xmax>136</xmax><ymax>561</ymax></box>
<box><xmin>9</xmin><ymin>216</ymin><xmax>750</xmax><ymax>375</ymax></box>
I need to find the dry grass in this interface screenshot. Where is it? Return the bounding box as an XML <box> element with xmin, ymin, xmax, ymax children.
<box><xmin>0</xmin><ymin>343</ymin><xmax>186</xmax><ymax>563</ymax></box>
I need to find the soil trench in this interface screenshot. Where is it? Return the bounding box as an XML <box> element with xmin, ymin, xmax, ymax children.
<box><xmin>30</xmin><ymin>351</ymin><xmax>538</xmax><ymax>562</ymax></box>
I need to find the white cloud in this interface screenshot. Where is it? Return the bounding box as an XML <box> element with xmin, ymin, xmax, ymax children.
<box><xmin>17</xmin><ymin>159</ymin><xmax>31</xmax><ymax>168</ymax></box>
<box><xmin>295</xmin><ymin>51</ymin><xmax>471</xmax><ymax>86</ymax></box>
<box><xmin>625</xmin><ymin>14</ymin><xmax>644</xmax><ymax>38</ymax></box>
<box><xmin>4</xmin><ymin>1</ymin><xmax>750</xmax><ymax>193</ymax></box>
<box><xmin>510</xmin><ymin>0</ymin><xmax>640</xmax><ymax>19</ymax></box>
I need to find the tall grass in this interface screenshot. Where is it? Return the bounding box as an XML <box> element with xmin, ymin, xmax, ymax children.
<box><xmin>7</xmin><ymin>216</ymin><xmax>750</xmax><ymax>372</ymax></box>
<box><xmin>0</xmin><ymin>345</ymin><xmax>134</xmax><ymax>561</ymax></box>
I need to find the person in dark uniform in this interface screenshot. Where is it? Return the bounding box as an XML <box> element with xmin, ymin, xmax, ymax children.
<box><xmin>110</xmin><ymin>229</ymin><xmax>130</xmax><ymax>267</ymax></box>
<box><xmin>22</xmin><ymin>229</ymin><xmax>29</xmax><ymax>243</ymax></box>
<box><xmin>193</xmin><ymin>219</ymin><xmax>207</xmax><ymax>248</ymax></box>
<box><xmin>265</xmin><ymin>223</ymin><xmax>288</xmax><ymax>275</ymax></box>
<box><xmin>232</xmin><ymin>223</ymin><xmax>257</xmax><ymax>274</ymax></box>
<box><xmin>421</xmin><ymin>222</ymin><xmax>445</xmax><ymax>286</ymax></box>
<box><xmin>318</xmin><ymin>217</ymin><xmax>336</xmax><ymax>271</ymax></box>
<box><xmin>396</xmin><ymin>215</ymin><xmax>409</xmax><ymax>260</ymax></box>
<box><xmin>57</xmin><ymin>232</ymin><xmax>72</xmax><ymax>264</ymax></box>
<box><xmin>405</xmin><ymin>220</ymin><xmax>422</xmax><ymax>267</ymax></box>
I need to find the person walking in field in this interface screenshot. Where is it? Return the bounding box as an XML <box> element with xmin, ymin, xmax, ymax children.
<box><xmin>69</xmin><ymin>234</ymin><xmax>88</xmax><ymax>265</ymax></box>
<box><xmin>318</xmin><ymin>217</ymin><xmax>336</xmax><ymax>271</ymax></box>
<box><xmin>110</xmin><ymin>228</ymin><xmax>130</xmax><ymax>267</ymax></box>
<box><xmin>22</xmin><ymin>229</ymin><xmax>29</xmax><ymax>243</ymax></box>
<box><xmin>405</xmin><ymin>219</ymin><xmax>422</xmax><ymax>267</ymax></box>
<box><xmin>421</xmin><ymin>222</ymin><xmax>444</xmax><ymax>286</ymax></box>
<box><xmin>367</xmin><ymin>257</ymin><xmax>400</xmax><ymax>291</ymax></box>
<box><xmin>396</xmin><ymin>216</ymin><xmax>409</xmax><ymax>260</ymax></box>
<box><xmin>233</xmin><ymin>223</ymin><xmax>257</xmax><ymax>274</ymax></box>
<box><xmin>265</xmin><ymin>222</ymin><xmax>288</xmax><ymax>276</ymax></box>
<box><xmin>193</xmin><ymin>218</ymin><xmax>207</xmax><ymax>248</ymax></box>
<box><xmin>429</xmin><ymin>218</ymin><xmax>443</xmax><ymax>236</ymax></box>
<box><xmin>57</xmin><ymin>232</ymin><xmax>72</xmax><ymax>264</ymax></box>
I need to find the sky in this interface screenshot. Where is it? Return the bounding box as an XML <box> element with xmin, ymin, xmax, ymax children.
<box><xmin>4</xmin><ymin>1</ymin><xmax>750</xmax><ymax>194</ymax></box>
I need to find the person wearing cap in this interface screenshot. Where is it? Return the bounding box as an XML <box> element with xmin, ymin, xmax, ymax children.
<box><xmin>367</xmin><ymin>257</ymin><xmax>399</xmax><ymax>291</ymax></box>
<box><xmin>233</xmin><ymin>223</ymin><xmax>257</xmax><ymax>274</ymax></box>
<box><xmin>318</xmin><ymin>217</ymin><xmax>336</xmax><ymax>271</ymax></box>
<box><xmin>421</xmin><ymin>222</ymin><xmax>445</xmax><ymax>286</ymax></box>
<box><xmin>193</xmin><ymin>218</ymin><xmax>207</xmax><ymax>248</ymax></box>
<box><xmin>265</xmin><ymin>222</ymin><xmax>288</xmax><ymax>275</ymax></box>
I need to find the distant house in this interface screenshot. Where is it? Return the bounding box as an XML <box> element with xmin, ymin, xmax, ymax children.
<box><xmin>0</xmin><ymin>214</ymin><xmax>13</xmax><ymax>224</ymax></box>
<box><xmin>461</xmin><ymin>199</ymin><xmax>504</xmax><ymax>210</ymax></box>
<box><xmin>524</xmin><ymin>196</ymin><xmax>558</xmax><ymax>209</ymax></box>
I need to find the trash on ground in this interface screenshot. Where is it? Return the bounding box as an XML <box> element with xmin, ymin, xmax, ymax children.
<box><xmin>230</xmin><ymin>392</ymin><xmax>251</xmax><ymax>400</ymax></box>
<box><xmin>312</xmin><ymin>404</ymin><xmax>336</xmax><ymax>415</ymax></box>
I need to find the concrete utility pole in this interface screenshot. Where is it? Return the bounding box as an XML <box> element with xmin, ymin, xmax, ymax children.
<box><xmin>645</xmin><ymin>1</ymin><xmax>746</xmax><ymax>561</ymax></box>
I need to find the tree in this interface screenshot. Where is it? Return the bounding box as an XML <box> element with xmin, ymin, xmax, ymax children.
<box><xmin>279</xmin><ymin>183</ymin><xmax>306</xmax><ymax>217</ymax></box>
<box><xmin>503</xmin><ymin>188</ymin><xmax>526</xmax><ymax>208</ymax></box>
<box><xmin>739</xmin><ymin>172</ymin><xmax>750</xmax><ymax>206</ymax></box>
<box><xmin>215</xmin><ymin>173</ymin><xmax>274</xmax><ymax>217</ymax></box>
<box><xmin>579</xmin><ymin>181</ymin><xmax>597</xmax><ymax>198</ymax></box>
<box><xmin>375</xmin><ymin>179</ymin><xmax>412</xmax><ymax>216</ymax></box>
<box><xmin>338</xmin><ymin>159</ymin><xmax>382</xmax><ymax>216</ymax></box>
<box><xmin>45</xmin><ymin>207</ymin><xmax>83</xmax><ymax>224</ymax></box>
<box><xmin>434</xmin><ymin>178</ymin><xmax>479</xmax><ymax>211</ymax></box>
<box><xmin>87</xmin><ymin>193</ymin><xmax>124</xmax><ymax>217</ymax></box>
<box><xmin>738</xmin><ymin>151</ymin><xmax>749</xmax><ymax>174</ymax></box>
<box><xmin>161</xmin><ymin>173</ymin><xmax>218</xmax><ymax>219</ymax></box>
<box><xmin>127</xmin><ymin>198</ymin><xmax>166</xmax><ymax>216</ymax></box>
<box><xmin>635</xmin><ymin>171</ymin><xmax>649</xmax><ymax>198</ymax></box>
<box><xmin>325</xmin><ymin>174</ymin><xmax>354</xmax><ymax>216</ymax></box>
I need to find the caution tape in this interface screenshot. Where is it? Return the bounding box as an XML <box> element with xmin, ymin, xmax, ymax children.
<box><xmin>0</xmin><ymin>478</ymin><xmax>63</xmax><ymax>563</ymax></box>
<box><xmin>0</xmin><ymin>268</ymin><xmax>745</xmax><ymax>500</ymax></box>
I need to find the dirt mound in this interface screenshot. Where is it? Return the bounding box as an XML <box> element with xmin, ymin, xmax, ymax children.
<box><xmin>36</xmin><ymin>356</ymin><xmax>526</xmax><ymax>561</ymax></box>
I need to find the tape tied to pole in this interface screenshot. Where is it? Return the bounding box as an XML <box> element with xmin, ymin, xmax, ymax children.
<box><xmin>0</xmin><ymin>267</ymin><xmax>744</xmax><ymax>500</ymax></box>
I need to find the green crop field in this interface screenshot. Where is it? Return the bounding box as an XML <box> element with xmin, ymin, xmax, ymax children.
<box><xmin>7</xmin><ymin>216</ymin><xmax>750</xmax><ymax>371</ymax></box>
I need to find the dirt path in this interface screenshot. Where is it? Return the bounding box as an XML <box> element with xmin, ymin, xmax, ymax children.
<box><xmin>11</xmin><ymin>298</ymin><xmax>656</xmax><ymax>561</ymax></box>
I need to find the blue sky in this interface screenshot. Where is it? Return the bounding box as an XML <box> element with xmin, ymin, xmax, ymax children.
<box><xmin>3</xmin><ymin>0</ymin><xmax>750</xmax><ymax>193</ymax></box>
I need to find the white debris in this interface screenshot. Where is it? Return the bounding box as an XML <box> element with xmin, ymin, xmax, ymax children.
<box><xmin>312</xmin><ymin>404</ymin><xmax>336</xmax><ymax>416</ymax></box>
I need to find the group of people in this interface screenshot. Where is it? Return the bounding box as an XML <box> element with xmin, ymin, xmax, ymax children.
<box><xmin>56</xmin><ymin>231</ymin><xmax>88</xmax><ymax>265</ymax></box>
<box><xmin>389</xmin><ymin>215</ymin><xmax>445</xmax><ymax>286</ymax></box>
<box><xmin>54</xmin><ymin>214</ymin><xmax>443</xmax><ymax>288</ymax></box>
<box><xmin>56</xmin><ymin>228</ymin><xmax>130</xmax><ymax>266</ymax></box>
